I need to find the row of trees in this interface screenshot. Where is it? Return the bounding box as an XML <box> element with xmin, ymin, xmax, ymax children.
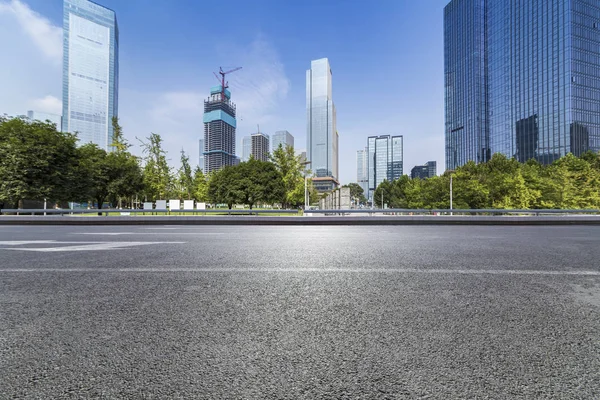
<box><xmin>0</xmin><ymin>116</ymin><xmax>317</xmax><ymax>209</ymax></box>
<box><xmin>373</xmin><ymin>152</ymin><xmax>600</xmax><ymax>209</ymax></box>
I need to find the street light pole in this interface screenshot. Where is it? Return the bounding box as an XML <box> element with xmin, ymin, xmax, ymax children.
<box><xmin>447</xmin><ymin>170</ymin><xmax>455</xmax><ymax>216</ymax></box>
<box><xmin>301</xmin><ymin>161</ymin><xmax>311</xmax><ymax>213</ymax></box>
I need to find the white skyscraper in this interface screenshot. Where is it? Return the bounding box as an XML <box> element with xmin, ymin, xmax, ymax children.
<box><xmin>356</xmin><ymin>148</ymin><xmax>368</xmax><ymax>197</ymax></box>
<box><xmin>272</xmin><ymin>130</ymin><xmax>294</xmax><ymax>152</ymax></box>
<box><xmin>62</xmin><ymin>0</ymin><xmax>118</xmax><ymax>150</ymax></box>
<box><xmin>306</xmin><ymin>58</ymin><xmax>338</xmax><ymax>192</ymax></box>
<box><xmin>241</xmin><ymin>136</ymin><xmax>252</xmax><ymax>162</ymax></box>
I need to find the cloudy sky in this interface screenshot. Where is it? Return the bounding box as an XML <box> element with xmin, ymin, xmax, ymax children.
<box><xmin>0</xmin><ymin>0</ymin><xmax>449</xmax><ymax>184</ymax></box>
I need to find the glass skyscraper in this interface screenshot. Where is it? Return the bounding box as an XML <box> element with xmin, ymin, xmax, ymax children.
<box><xmin>203</xmin><ymin>85</ymin><xmax>237</xmax><ymax>173</ymax></box>
<box><xmin>444</xmin><ymin>0</ymin><xmax>600</xmax><ymax>170</ymax></box>
<box><xmin>272</xmin><ymin>130</ymin><xmax>294</xmax><ymax>152</ymax></box>
<box><xmin>62</xmin><ymin>0</ymin><xmax>118</xmax><ymax>151</ymax></box>
<box><xmin>356</xmin><ymin>148</ymin><xmax>369</xmax><ymax>198</ymax></box>
<box><xmin>241</xmin><ymin>136</ymin><xmax>251</xmax><ymax>162</ymax></box>
<box><xmin>306</xmin><ymin>58</ymin><xmax>338</xmax><ymax>192</ymax></box>
<box><xmin>367</xmin><ymin>135</ymin><xmax>403</xmax><ymax>201</ymax></box>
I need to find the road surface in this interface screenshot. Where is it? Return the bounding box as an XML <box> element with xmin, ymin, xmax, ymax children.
<box><xmin>1</xmin><ymin>225</ymin><xmax>599</xmax><ymax>398</ymax></box>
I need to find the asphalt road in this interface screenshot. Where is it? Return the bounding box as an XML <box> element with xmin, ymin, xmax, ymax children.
<box><xmin>1</xmin><ymin>225</ymin><xmax>600</xmax><ymax>399</ymax></box>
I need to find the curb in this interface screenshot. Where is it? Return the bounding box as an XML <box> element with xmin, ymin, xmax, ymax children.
<box><xmin>1</xmin><ymin>216</ymin><xmax>600</xmax><ymax>226</ymax></box>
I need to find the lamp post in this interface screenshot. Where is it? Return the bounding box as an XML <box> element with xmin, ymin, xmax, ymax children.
<box><xmin>301</xmin><ymin>161</ymin><xmax>311</xmax><ymax>212</ymax></box>
<box><xmin>447</xmin><ymin>169</ymin><xmax>456</xmax><ymax>216</ymax></box>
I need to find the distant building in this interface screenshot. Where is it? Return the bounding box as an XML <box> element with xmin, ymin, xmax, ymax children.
<box><xmin>356</xmin><ymin>148</ymin><xmax>368</xmax><ymax>197</ymax></box>
<box><xmin>26</xmin><ymin>111</ymin><xmax>62</xmax><ymax>131</ymax></box>
<box><xmin>203</xmin><ymin>84</ymin><xmax>237</xmax><ymax>173</ymax></box>
<box><xmin>367</xmin><ymin>135</ymin><xmax>403</xmax><ymax>201</ymax></box>
<box><xmin>272</xmin><ymin>130</ymin><xmax>294</xmax><ymax>152</ymax></box>
<box><xmin>241</xmin><ymin>136</ymin><xmax>251</xmax><ymax>162</ymax></box>
<box><xmin>299</xmin><ymin>151</ymin><xmax>307</xmax><ymax>165</ymax></box>
<box><xmin>62</xmin><ymin>0</ymin><xmax>119</xmax><ymax>151</ymax></box>
<box><xmin>198</xmin><ymin>138</ymin><xmax>205</xmax><ymax>171</ymax></box>
<box><xmin>233</xmin><ymin>156</ymin><xmax>240</xmax><ymax>166</ymax></box>
<box><xmin>251</xmin><ymin>133</ymin><xmax>270</xmax><ymax>162</ymax></box>
<box><xmin>411</xmin><ymin>161</ymin><xmax>437</xmax><ymax>180</ymax></box>
<box><xmin>307</xmin><ymin>58</ymin><xmax>338</xmax><ymax>192</ymax></box>
<box><xmin>444</xmin><ymin>0</ymin><xmax>600</xmax><ymax>170</ymax></box>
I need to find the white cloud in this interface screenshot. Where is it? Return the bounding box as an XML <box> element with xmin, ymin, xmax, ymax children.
<box><xmin>0</xmin><ymin>0</ymin><xmax>62</xmax><ymax>64</ymax></box>
<box><xmin>29</xmin><ymin>95</ymin><xmax>62</xmax><ymax>115</ymax></box>
<box><xmin>0</xmin><ymin>0</ymin><xmax>62</xmax><ymax>117</ymax></box>
<box><xmin>120</xmin><ymin>35</ymin><xmax>291</xmax><ymax>169</ymax></box>
<box><xmin>226</xmin><ymin>35</ymin><xmax>290</xmax><ymax>132</ymax></box>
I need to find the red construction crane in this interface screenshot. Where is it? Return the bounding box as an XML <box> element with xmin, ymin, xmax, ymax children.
<box><xmin>213</xmin><ymin>66</ymin><xmax>242</xmax><ymax>101</ymax></box>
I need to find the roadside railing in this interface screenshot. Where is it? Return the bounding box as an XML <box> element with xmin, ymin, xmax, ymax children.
<box><xmin>306</xmin><ymin>208</ymin><xmax>600</xmax><ymax>216</ymax></box>
<box><xmin>2</xmin><ymin>208</ymin><xmax>600</xmax><ymax>217</ymax></box>
<box><xmin>0</xmin><ymin>208</ymin><xmax>300</xmax><ymax>216</ymax></box>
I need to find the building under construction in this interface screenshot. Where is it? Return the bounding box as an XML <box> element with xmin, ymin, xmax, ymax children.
<box><xmin>202</xmin><ymin>67</ymin><xmax>240</xmax><ymax>174</ymax></box>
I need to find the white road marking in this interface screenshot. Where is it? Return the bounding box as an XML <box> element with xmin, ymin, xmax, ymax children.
<box><xmin>0</xmin><ymin>240</ymin><xmax>59</xmax><ymax>245</ymax></box>
<box><xmin>0</xmin><ymin>267</ymin><xmax>598</xmax><ymax>276</ymax></box>
<box><xmin>76</xmin><ymin>232</ymin><xmax>224</xmax><ymax>235</ymax></box>
<box><xmin>3</xmin><ymin>241</ymin><xmax>185</xmax><ymax>252</ymax></box>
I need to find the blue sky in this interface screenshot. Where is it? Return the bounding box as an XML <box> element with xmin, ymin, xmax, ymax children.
<box><xmin>0</xmin><ymin>0</ymin><xmax>449</xmax><ymax>184</ymax></box>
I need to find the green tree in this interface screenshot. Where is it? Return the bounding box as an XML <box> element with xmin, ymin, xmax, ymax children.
<box><xmin>270</xmin><ymin>144</ymin><xmax>304</xmax><ymax>208</ymax></box>
<box><xmin>192</xmin><ymin>167</ymin><xmax>209</xmax><ymax>202</ymax></box>
<box><xmin>110</xmin><ymin>116</ymin><xmax>129</xmax><ymax>153</ymax></box>
<box><xmin>73</xmin><ymin>143</ymin><xmax>111</xmax><ymax>208</ymax></box>
<box><xmin>139</xmin><ymin>133</ymin><xmax>172</xmax><ymax>201</ymax></box>
<box><xmin>177</xmin><ymin>149</ymin><xmax>194</xmax><ymax>200</ymax></box>
<box><xmin>208</xmin><ymin>166</ymin><xmax>242</xmax><ymax>209</ymax></box>
<box><xmin>106</xmin><ymin>151</ymin><xmax>144</xmax><ymax>208</ymax></box>
<box><xmin>373</xmin><ymin>180</ymin><xmax>393</xmax><ymax>208</ymax></box>
<box><xmin>0</xmin><ymin>117</ymin><xmax>79</xmax><ymax>208</ymax></box>
<box><xmin>236</xmin><ymin>158</ymin><xmax>285</xmax><ymax>209</ymax></box>
<box><xmin>343</xmin><ymin>183</ymin><xmax>367</xmax><ymax>205</ymax></box>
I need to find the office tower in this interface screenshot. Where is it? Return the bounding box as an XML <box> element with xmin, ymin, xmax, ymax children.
<box><xmin>203</xmin><ymin>85</ymin><xmax>237</xmax><ymax>173</ymax></box>
<box><xmin>242</xmin><ymin>136</ymin><xmax>251</xmax><ymax>162</ymax></box>
<box><xmin>367</xmin><ymin>135</ymin><xmax>403</xmax><ymax>201</ymax></box>
<box><xmin>27</xmin><ymin>111</ymin><xmax>62</xmax><ymax>131</ymax></box>
<box><xmin>272</xmin><ymin>130</ymin><xmax>294</xmax><ymax>152</ymax></box>
<box><xmin>444</xmin><ymin>0</ymin><xmax>600</xmax><ymax>170</ymax></box>
<box><xmin>411</xmin><ymin>161</ymin><xmax>437</xmax><ymax>180</ymax></box>
<box><xmin>306</xmin><ymin>58</ymin><xmax>338</xmax><ymax>192</ymax></box>
<box><xmin>356</xmin><ymin>148</ymin><xmax>369</xmax><ymax>197</ymax></box>
<box><xmin>251</xmin><ymin>133</ymin><xmax>270</xmax><ymax>162</ymax></box>
<box><xmin>62</xmin><ymin>0</ymin><xmax>118</xmax><ymax>150</ymax></box>
<box><xmin>299</xmin><ymin>151</ymin><xmax>307</xmax><ymax>165</ymax></box>
<box><xmin>198</xmin><ymin>139</ymin><xmax>205</xmax><ymax>171</ymax></box>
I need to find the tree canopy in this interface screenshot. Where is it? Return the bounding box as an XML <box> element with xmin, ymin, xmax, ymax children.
<box><xmin>372</xmin><ymin>152</ymin><xmax>600</xmax><ymax>209</ymax></box>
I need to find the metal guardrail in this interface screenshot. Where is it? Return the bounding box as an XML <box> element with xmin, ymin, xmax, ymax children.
<box><xmin>2</xmin><ymin>208</ymin><xmax>599</xmax><ymax>217</ymax></box>
<box><xmin>0</xmin><ymin>208</ymin><xmax>299</xmax><ymax>216</ymax></box>
<box><xmin>307</xmin><ymin>208</ymin><xmax>600</xmax><ymax>215</ymax></box>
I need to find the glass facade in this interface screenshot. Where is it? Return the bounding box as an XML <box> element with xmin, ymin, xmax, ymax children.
<box><xmin>356</xmin><ymin>148</ymin><xmax>369</xmax><ymax>198</ymax></box>
<box><xmin>241</xmin><ymin>136</ymin><xmax>251</xmax><ymax>162</ymax></box>
<box><xmin>62</xmin><ymin>0</ymin><xmax>118</xmax><ymax>150</ymax></box>
<box><xmin>367</xmin><ymin>135</ymin><xmax>404</xmax><ymax>201</ymax></box>
<box><xmin>272</xmin><ymin>130</ymin><xmax>294</xmax><ymax>152</ymax></box>
<box><xmin>27</xmin><ymin>111</ymin><xmax>62</xmax><ymax>131</ymax></box>
<box><xmin>445</xmin><ymin>0</ymin><xmax>600</xmax><ymax>170</ymax></box>
<box><xmin>411</xmin><ymin>161</ymin><xmax>437</xmax><ymax>179</ymax></box>
<box><xmin>306</xmin><ymin>58</ymin><xmax>338</xmax><ymax>186</ymax></box>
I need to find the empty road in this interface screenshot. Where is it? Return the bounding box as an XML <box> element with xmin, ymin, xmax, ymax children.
<box><xmin>1</xmin><ymin>225</ymin><xmax>600</xmax><ymax>399</ymax></box>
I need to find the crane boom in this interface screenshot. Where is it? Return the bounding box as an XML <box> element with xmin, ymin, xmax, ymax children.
<box><xmin>213</xmin><ymin>66</ymin><xmax>242</xmax><ymax>101</ymax></box>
